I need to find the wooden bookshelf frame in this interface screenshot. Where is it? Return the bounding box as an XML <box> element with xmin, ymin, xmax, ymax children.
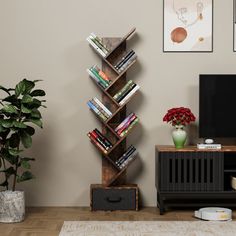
<box><xmin>87</xmin><ymin>28</ymin><xmax>139</xmax><ymax>188</ymax></box>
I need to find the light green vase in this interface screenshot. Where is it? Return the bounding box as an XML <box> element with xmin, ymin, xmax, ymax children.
<box><xmin>172</xmin><ymin>125</ymin><xmax>187</xmax><ymax>149</ymax></box>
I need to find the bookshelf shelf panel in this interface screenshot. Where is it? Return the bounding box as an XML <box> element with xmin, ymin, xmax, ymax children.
<box><xmin>105</xmin><ymin>27</ymin><xmax>136</xmax><ymax>59</ymax></box>
<box><xmin>88</xmin><ymin>109</ymin><xmax>120</xmax><ymax>139</ymax></box>
<box><xmin>105</xmin><ymin>59</ymin><xmax>137</xmax><ymax>91</ymax></box>
<box><xmin>106</xmin><ymin>154</ymin><xmax>138</xmax><ymax>187</ymax></box>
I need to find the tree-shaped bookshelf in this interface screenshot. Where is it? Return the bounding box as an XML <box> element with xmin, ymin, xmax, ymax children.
<box><xmin>87</xmin><ymin>28</ymin><xmax>139</xmax><ymax>211</ymax></box>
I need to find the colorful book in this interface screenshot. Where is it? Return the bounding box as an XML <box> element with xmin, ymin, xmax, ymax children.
<box><xmin>118</xmin><ymin>54</ymin><xmax>137</xmax><ymax>73</ymax></box>
<box><xmin>90</xmin><ymin>67</ymin><xmax>109</xmax><ymax>88</ymax></box>
<box><xmin>116</xmin><ymin>147</ymin><xmax>136</xmax><ymax>166</ymax></box>
<box><xmin>118</xmin><ymin>150</ymin><xmax>138</xmax><ymax>169</ymax></box>
<box><xmin>90</xmin><ymin>33</ymin><xmax>110</xmax><ymax>53</ymax></box>
<box><xmin>116</xmin><ymin>51</ymin><xmax>135</xmax><ymax>70</ymax></box>
<box><xmin>117</xmin><ymin>114</ymin><xmax>137</xmax><ymax>135</ymax></box>
<box><xmin>116</xmin><ymin>84</ymin><xmax>137</xmax><ymax>103</ymax></box>
<box><xmin>113</xmin><ymin>80</ymin><xmax>134</xmax><ymax>101</ymax></box>
<box><xmin>88</xmin><ymin>35</ymin><xmax>109</xmax><ymax>55</ymax></box>
<box><xmin>91</xmin><ymin>131</ymin><xmax>111</xmax><ymax>150</ymax></box>
<box><xmin>90</xmin><ymin>131</ymin><xmax>109</xmax><ymax>150</ymax></box>
<box><xmin>119</xmin><ymin>117</ymin><xmax>139</xmax><ymax>137</ymax></box>
<box><xmin>87</xmin><ymin>101</ymin><xmax>107</xmax><ymax>121</ymax></box>
<box><xmin>93</xmin><ymin>97</ymin><xmax>112</xmax><ymax>117</ymax></box>
<box><xmin>115</xmin><ymin>113</ymin><xmax>135</xmax><ymax>132</ymax></box>
<box><xmin>87</xmin><ymin>133</ymin><xmax>107</xmax><ymax>154</ymax></box>
<box><xmin>86</xmin><ymin>37</ymin><xmax>106</xmax><ymax>57</ymax></box>
<box><xmin>119</xmin><ymin>85</ymin><xmax>140</xmax><ymax>106</ymax></box>
<box><xmin>93</xmin><ymin>65</ymin><xmax>111</xmax><ymax>83</ymax></box>
<box><xmin>87</xmin><ymin>69</ymin><xmax>107</xmax><ymax>89</ymax></box>
<box><xmin>115</xmin><ymin>50</ymin><xmax>135</xmax><ymax>69</ymax></box>
<box><xmin>115</xmin><ymin>146</ymin><xmax>136</xmax><ymax>165</ymax></box>
<box><xmin>116</xmin><ymin>114</ymin><xmax>136</xmax><ymax>134</ymax></box>
<box><xmin>94</xmin><ymin>129</ymin><xmax>113</xmax><ymax>148</ymax></box>
<box><xmin>90</xmin><ymin>99</ymin><xmax>110</xmax><ymax>119</ymax></box>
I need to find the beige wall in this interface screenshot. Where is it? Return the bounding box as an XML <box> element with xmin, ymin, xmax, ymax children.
<box><xmin>0</xmin><ymin>0</ymin><xmax>236</xmax><ymax>206</ymax></box>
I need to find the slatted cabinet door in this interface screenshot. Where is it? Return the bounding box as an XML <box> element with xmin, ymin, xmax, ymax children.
<box><xmin>158</xmin><ymin>151</ymin><xmax>224</xmax><ymax>192</ymax></box>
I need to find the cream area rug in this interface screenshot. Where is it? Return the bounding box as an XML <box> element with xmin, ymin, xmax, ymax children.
<box><xmin>59</xmin><ymin>221</ymin><xmax>236</xmax><ymax>236</ymax></box>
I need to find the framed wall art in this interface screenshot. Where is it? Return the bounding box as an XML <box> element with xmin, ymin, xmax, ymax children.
<box><xmin>163</xmin><ymin>0</ymin><xmax>213</xmax><ymax>52</ymax></box>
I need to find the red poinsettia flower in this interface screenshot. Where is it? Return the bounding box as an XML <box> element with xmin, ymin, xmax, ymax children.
<box><xmin>163</xmin><ymin>107</ymin><xmax>196</xmax><ymax>127</ymax></box>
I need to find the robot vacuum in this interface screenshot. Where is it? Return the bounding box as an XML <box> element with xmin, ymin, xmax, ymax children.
<box><xmin>194</xmin><ymin>207</ymin><xmax>232</xmax><ymax>221</ymax></box>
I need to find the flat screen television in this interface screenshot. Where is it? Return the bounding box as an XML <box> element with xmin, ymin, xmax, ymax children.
<box><xmin>199</xmin><ymin>74</ymin><xmax>236</xmax><ymax>138</ymax></box>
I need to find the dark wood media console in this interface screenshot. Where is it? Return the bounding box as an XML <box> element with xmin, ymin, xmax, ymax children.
<box><xmin>155</xmin><ymin>145</ymin><xmax>236</xmax><ymax>214</ymax></box>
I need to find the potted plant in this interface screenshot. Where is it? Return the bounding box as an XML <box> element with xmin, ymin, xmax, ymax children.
<box><xmin>0</xmin><ymin>79</ymin><xmax>46</xmax><ymax>223</ymax></box>
<box><xmin>163</xmin><ymin>107</ymin><xmax>196</xmax><ymax>149</ymax></box>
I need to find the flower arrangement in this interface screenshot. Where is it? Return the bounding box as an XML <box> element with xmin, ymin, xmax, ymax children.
<box><xmin>163</xmin><ymin>107</ymin><xmax>196</xmax><ymax>127</ymax></box>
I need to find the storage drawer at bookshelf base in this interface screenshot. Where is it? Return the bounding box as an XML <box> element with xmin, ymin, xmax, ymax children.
<box><xmin>90</xmin><ymin>184</ymin><xmax>138</xmax><ymax>211</ymax></box>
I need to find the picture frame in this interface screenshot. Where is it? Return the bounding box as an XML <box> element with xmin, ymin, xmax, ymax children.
<box><xmin>163</xmin><ymin>0</ymin><xmax>213</xmax><ymax>52</ymax></box>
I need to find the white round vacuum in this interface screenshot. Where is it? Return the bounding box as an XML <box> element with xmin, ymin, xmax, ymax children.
<box><xmin>194</xmin><ymin>207</ymin><xmax>232</xmax><ymax>221</ymax></box>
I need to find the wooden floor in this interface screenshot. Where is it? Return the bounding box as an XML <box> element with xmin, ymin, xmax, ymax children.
<box><xmin>0</xmin><ymin>207</ymin><xmax>235</xmax><ymax>236</ymax></box>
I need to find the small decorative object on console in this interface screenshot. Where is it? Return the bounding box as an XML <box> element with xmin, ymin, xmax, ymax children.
<box><xmin>163</xmin><ymin>107</ymin><xmax>196</xmax><ymax>149</ymax></box>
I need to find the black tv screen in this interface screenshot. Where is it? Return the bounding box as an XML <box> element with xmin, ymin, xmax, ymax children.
<box><xmin>199</xmin><ymin>74</ymin><xmax>236</xmax><ymax>138</ymax></box>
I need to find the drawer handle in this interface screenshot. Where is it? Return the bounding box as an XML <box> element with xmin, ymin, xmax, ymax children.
<box><xmin>106</xmin><ymin>197</ymin><xmax>122</xmax><ymax>203</ymax></box>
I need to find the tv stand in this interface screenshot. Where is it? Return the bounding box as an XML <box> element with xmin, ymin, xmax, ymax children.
<box><xmin>155</xmin><ymin>145</ymin><xmax>236</xmax><ymax>215</ymax></box>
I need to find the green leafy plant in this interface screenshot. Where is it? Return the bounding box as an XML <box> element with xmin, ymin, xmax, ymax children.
<box><xmin>0</xmin><ymin>79</ymin><xmax>46</xmax><ymax>191</ymax></box>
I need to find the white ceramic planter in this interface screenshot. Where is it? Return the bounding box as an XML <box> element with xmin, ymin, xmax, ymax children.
<box><xmin>0</xmin><ymin>190</ymin><xmax>25</xmax><ymax>223</ymax></box>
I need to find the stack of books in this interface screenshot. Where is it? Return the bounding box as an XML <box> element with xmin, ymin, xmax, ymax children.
<box><xmin>115</xmin><ymin>145</ymin><xmax>138</xmax><ymax>169</ymax></box>
<box><xmin>113</xmin><ymin>80</ymin><xmax>140</xmax><ymax>105</ymax></box>
<box><xmin>86</xmin><ymin>33</ymin><xmax>110</xmax><ymax>57</ymax></box>
<box><xmin>87</xmin><ymin>65</ymin><xmax>111</xmax><ymax>89</ymax></box>
<box><xmin>114</xmin><ymin>50</ymin><xmax>137</xmax><ymax>73</ymax></box>
<box><xmin>87</xmin><ymin>129</ymin><xmax>113</xmax><ymax>154</ymax></box>
<box><xmin>87</xmin><ymin>97</ymin><xmax>112</xmax><ymax>122</ymax></box>
<box><xmin>115</xmin><ymin>113</ymin><xmax>139</xmax><ymax>137</ymax></box>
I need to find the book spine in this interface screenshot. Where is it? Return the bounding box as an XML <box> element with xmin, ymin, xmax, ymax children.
<box><xmin>116</xmin><ymin>51</ymin><xmax>135</xmax><ymax>69</ymax></box>
<box><xmin>116</xmin><ymin>148</ymin><xmax>136</xmax><ymax>167</ymax></box>
<box><xmin>97</xmin><ymin>69</ymin><xmax>111</xmax><ymax>83</ymax></box>
<box><xmin>87</xmin><ymin>101</ymin><xmax>107</xmax><ymax>121</ymax></box>
<box><xmin>89</xmin><ymin>35</ymin><xmax>108</xmax><ymax>55</ymax></box>
<box><xmin>113</xmin><ymin>80</ymin><xmax>134</xmax><ymax>100</ymax></box>
<box><xmin>117</xmin><ymin>150</ymin><xmax>135</xmax><ymax>169</ymax></box>
<box><xmin>90</xmin><ymin>33</ymin><xmax>110</xmax><ymax>53</ymax></box>
<box><xmin>90</xmin><ymin>68</ymin><xmax>109</xmax><ymax>88</ymax></box>
<box><xmin>86</xmin><ymin>37</ymin><xmax>106</xmax><ymax>57</ymax></box>
<box><xmin>94</xmin><ymin>129</ymin><xmax>113</xmax><ymax>148</ymax></box>
<box><xmin>117</xmin><ymin>114</ymin><xmax>137</xmax><ymax>135</ymax></box>
<box><xmin>119</xmin><ymin>117</ymin><xmax>139</xmax><ymax>137</ymax></box>
<box><xmin>93</xmin><ymin>97</ymin><xmax>112</xmax><ymax>117</ymax></box>
<box><xmin>119</xmin><ymin>85</ymin><xmax>140</xmax><ymax>106</ymax></box>
<box><xmin>115</xmin><ymin>146</ymin><xmax>136</xmax><ymax>165</ymax></box>
<box><xmin>114</xmin><ymin>50</ymin><xmax>134</xmax><ymax>68</ymax></box>
<box><xmin>90</xmin><ymin>33</ymin><xmax>103</xmax><ymax>44</ymax></box>
<box><xmin>119</xmin><ymin>150</ymin><xmax>138</xmax><ymax>169</ymax></box>
<box><xmin>116</xmin><ymin>84</ymin><xmax>137</xmax><ymax>103</ymax></box>
<box><xmin>90</xmin><ymin>99</ymin><xmax>110</xmax><ymax>119</ymax></box>
<box><xmin>116</xmin><ymin>51</ymin><xmax>135</xmax><ymax>70</ymax></box>
<box><xmin>93</xmin><ymin>65</ymin><xmax>111</xmax><ymax>83</ymax></box>
<box><xmin>116</xmin><ymin>114</ymin><xmax>136</xmax><ymax>134</ymax></box>
<box><xmin>87</xmin><ymin>133</ymin><xmax>107</xmax><ymax>154</ymax></box>
<box><xmin>118</xmin><ymin>54</ymin><xmax>137</xmax><ymax>73</ymax></box>
<box><xmin>87</xmin><ymin>69</ymin><xmax>107</xmax><ymax>89</ymax></box>
<box><xmin>91</xmin><ymin>131</ymin><xmax>109</xmax><ymax>150</ymax></box>
<box><xmin>115</xmin><ymin>113</ymin><xmax>135</xmax><ymax>132</ymax></box>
